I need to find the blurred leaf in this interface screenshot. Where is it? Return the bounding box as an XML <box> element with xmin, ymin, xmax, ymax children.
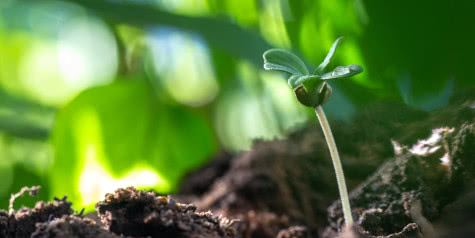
<box><xmin>209</xmin><ymin>48</ymin><xmax>237</xmax><ymax>89</ymax></box>
<box><xmin>314</xmin><ymin>37</ymin><xmax>343</xmax><ymax>75</ymax></box>
<box><xmin>51</xmin><ymin>78</ymin><xmax>216</xmax><ymax>208</ymax></box>
<box><xmin>263</xmin><ymin>49</ymin><xmax>309</xmax><ymax>76</ymax></box>
<box><xmin>224</xmin><ymin>0</ymin><xmax>258</xmax><ymax>26</ymax></box>
<box><xmin>0</xmin><ymin>31</ymin><xmax>33</xmax><ymax>94</ymax></box>
<box><xmin>320</xmin><ymin>64</ymin><xmax>363</xmax><ymax>80</ymax></box>
<box><xmin>258</xmin><ymin>0</ymin><xmax>291</xmax><ymax>48</ymax></box>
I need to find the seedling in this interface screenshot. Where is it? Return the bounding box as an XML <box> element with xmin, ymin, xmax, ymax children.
<box><xmin>262</xmin><ymin>37</ymin><xmax>363</xmax><ymax>227</ymax></box>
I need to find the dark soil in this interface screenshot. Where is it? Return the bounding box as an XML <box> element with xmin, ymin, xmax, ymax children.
<box><xmin>1</xmin><ymin>89</ymin><xmax>474</xmax><ymax>238</ymax></box>
<box><xmin>32</xmin><ymin>215</ymin><xmax>120</xmax><ymax>238</ymax></box>
<box><xmin>96</xmin><ymin>187</ymin><xmax>237</xmax><ymax>238</ymax></box>
<box><xmin>2</xmin><ymin>187</ymin><xmax>237</xmax><ymax>238</ymax></box>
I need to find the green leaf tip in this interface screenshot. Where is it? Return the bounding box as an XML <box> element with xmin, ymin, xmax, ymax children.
<box><xmin>320</xmin><ymin>64</ymin><xmax>363</xmax><ymax>80</ymax></box>
<box><xmin>314</xmin><ymin>37</ymin><xmax>344</xmax><ymax>75</ymax></box>
<box><xmin>263</xmin><ymin>49</ymin><xmax>309</xmax><ymax>76</ymax></box>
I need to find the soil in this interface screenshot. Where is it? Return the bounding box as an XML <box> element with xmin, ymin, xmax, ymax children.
<box><xmin>1</xmin><ymin>89</ymin><xmax>474</xmax><ymax>238</ymax></box>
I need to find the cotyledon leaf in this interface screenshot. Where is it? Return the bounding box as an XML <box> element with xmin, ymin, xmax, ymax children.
<box><xmin>313</xmin><ymin>37</ymin><xmax>344</xmax><ymax>75</ymax></box>
<box><xmin>263</xmin><ymin>49</ymin><xmax>309</xmax><ymax>76</ymax></box>
<box><xmin>289</xmin><ymin>75</ymin><xmax>318</xmax><ymax>90</ymax></box>
<box><xmin>295</xmin><ymin>75</ymin><xmax>323</xmax><ymax>92</ymax></box>
<box><xmin>320</xmin><ymin>64</ymin><xmax>363</xmax><ymax>80</ymax></box>
<box><xmin>288</xmin><ymin>75</ymin><xmax>301</xmax><ymax>89</ymax></box>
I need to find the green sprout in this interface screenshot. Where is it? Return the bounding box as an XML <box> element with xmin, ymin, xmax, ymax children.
<box><xmin>262</xmin><ymin>37</ymin><xmax>363</xmax><ymax>228</ymax></box>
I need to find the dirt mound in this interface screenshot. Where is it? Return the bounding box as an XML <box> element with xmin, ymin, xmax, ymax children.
<box><xmin>96</xmin><ymin>187</ymin><xmax>237</xmax><ymax>238</ymax></box>
<box><xmin>1</xmin><ymin>187</ymin><xmax>238</xmax><ymax>238</ymax></box>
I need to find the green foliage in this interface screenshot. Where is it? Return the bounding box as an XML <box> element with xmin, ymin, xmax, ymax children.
<box><xmin>263</xmin><ymin>38</ymin><xmax>363</xmax><ymax>108</ymax></box>
<box><xmin>320</xmin><ymin>65</ymin><xmax>364</xmax><ymax>80</ymax></box>
<box><xmin>50</xmin><ymin>78</ymin><xmax>215</xmax><ymax>209</ymax></box>
<box><xmin>314</xmin><ymin>37</ymin><xmax>343</xmax><ymax>75</ymax></box>
<box><xmin>263</xmin><ymin>49</ymin><xmax>309</xmax><ymax>76</ymax></box>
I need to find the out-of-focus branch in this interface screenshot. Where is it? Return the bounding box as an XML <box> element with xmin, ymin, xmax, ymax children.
<box><xmin>60</xmin><ymin>0</ymin><xmax>272</xmax><ymax>66</ymax></box>
<box><xmin>0</xmin><ymin>114</ymin><xmax>50</xmax><ymax>140</ymax></box>
<box><xmin>0</xmin><ymin>89</ymin><xmax>55</xmax><ymax>140</ymax></box>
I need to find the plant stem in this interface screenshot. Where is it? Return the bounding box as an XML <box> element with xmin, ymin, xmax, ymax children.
<box><xmin>315</xmin><ymin>105</ymin><xmax>353</xmax><ymax>227</ymax></box>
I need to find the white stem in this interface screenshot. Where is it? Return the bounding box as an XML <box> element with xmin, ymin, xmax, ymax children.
<box><xmin>315</xmin><ymin>105</ymin><xmax>353</xmax><ymax>227</ymax></box>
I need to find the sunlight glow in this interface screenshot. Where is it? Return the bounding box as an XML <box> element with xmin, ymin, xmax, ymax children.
<box><xmin>75</xmin><ymin>109</ymin><xmax>168</xmax><ymax>207</ymax></box>
<box><xmin>19</xmin><ymin>16</ymin><xmax>118</xmax><ymax>105</ymax></box>
<box><xmin>57</xmin><ymin>17</ymin><xmax>117</xmax><ymax>90</ymax></box>
<box><xmin>19</xmin><ymin>42</ymin><xmax>65</xmax><ymax>105</ymax></box>
<box><xmin>79</xmin><ymin>145</ymin><xmax>164</xmax><ymax>206</ymax></box>
<box><xmin>58</xmin><ymin>45</ymin><xmax>88</xmax><ymax>85</ymax></box>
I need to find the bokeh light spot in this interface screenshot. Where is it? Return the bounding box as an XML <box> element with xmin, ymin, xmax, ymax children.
<box><xmin>148</xmin><ymin>29</ymin><xmax>219</xmax><ymax>107</ymax></box>
<box><xmin>58</xmin><ymin>17</ymin><xmax>118</xmax><ymax>92</ymax></box>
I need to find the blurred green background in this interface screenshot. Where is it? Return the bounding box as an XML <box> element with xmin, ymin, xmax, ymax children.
<box><xmin>0</xmin><ymin>0</ymin><xmax>473</xmax><ymax>211</ymax></box>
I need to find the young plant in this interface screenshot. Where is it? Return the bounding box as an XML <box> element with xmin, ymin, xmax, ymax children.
<box><xmin>262</xmin><ymin>37</ymin><xmax>363</xmax><ymax>227</ymax></box>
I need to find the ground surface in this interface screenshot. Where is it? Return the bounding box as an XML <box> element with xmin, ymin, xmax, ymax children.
<box><xmin>1</xmin><ymin>89</ymin><xmax>475</xmax><ymax>238</ymax></box>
